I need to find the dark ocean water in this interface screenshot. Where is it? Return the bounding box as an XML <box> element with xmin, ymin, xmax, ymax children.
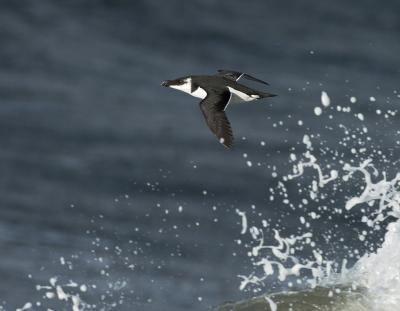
<box><xmin>1</xmin><ymin>1</ymin><xmax>400</xmax><ymax>310</ymax></box>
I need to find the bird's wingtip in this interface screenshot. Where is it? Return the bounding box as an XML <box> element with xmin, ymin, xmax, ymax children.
<box><xmin>219</xmin><ymin>137</ymin><xmax>233</xmax><ymax>149</ymax></box>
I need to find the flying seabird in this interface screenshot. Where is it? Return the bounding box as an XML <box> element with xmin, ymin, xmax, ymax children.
<box><xmin>161</xmin><ymin>69</ymin><xmax>276</xmax><ymax>149</ymax></box>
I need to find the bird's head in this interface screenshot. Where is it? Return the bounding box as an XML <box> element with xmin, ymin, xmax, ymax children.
<box><xmin>161</xmin><ymin>76</ymin><xmax>192</xmax><ymax>94</ymax></box>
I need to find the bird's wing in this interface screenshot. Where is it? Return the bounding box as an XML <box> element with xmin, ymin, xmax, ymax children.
<box><xmin>199</xmin><ymin>91</ymin><xmax>234</xmax><ymax>148</ymax></box>
<box><xmin>217</xmin><ymin>69</ymin><xmax>269</xmax><ymax>85</ymax></box>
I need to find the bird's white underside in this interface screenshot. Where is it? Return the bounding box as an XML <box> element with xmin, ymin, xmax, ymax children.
<box><xmin>191</xmin><ymin>86</ymin><xmax>208</xmax><ymax>99</ymax></box>
<box><xmin>227</xmin><ymin>86</ymin><xmax>259</xmax><ymax>102</ymax></box>
<box><xmin>170</xmin><ymin>78</ymin><xmax>207</xmax><ymax>99</ymax></box>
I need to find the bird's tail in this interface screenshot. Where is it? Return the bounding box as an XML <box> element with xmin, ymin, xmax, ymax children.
<box><xmin>259</xmin><ymin>92</ymin><xmax>277</xmax><ymax>98</ymax></box>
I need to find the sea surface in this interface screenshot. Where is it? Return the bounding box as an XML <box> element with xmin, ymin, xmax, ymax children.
<box><xmin>1</xmin><ymin>1</ymin><xmax>400</xmax><ymax>310</ymax></box>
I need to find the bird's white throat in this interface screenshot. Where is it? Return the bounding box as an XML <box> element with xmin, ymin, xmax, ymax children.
<box><xmin>170</xmin><ymin>78</ymin><xmax>207</xmax><ymax>99</ymax></box>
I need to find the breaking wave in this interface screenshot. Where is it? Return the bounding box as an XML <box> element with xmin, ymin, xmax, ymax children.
<box><xmin>225</xmin><ymin>91</ymin><xmax>400</xmax><ymax>311</ymax></box>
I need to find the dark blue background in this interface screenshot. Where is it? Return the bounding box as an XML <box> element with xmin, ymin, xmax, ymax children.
<box><xmin>1</xmin><ymin>1</ymin><xmax>400</xmax><ymax>310</ymax></box>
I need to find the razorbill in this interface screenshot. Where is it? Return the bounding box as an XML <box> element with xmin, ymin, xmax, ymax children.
<box><xmin>161</xmin><ymin>69</ymin><xmax>276</xmax><ymax>149</ymax></box>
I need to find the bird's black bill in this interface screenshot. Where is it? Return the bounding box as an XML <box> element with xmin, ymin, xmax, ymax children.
<box><xmin>161</xmin><ymin>80</ymin><xmax>170</xmax><ymax>87</ymax></box>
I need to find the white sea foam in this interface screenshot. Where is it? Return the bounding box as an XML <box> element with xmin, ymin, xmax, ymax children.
<box><xmin>321</xmin><ymin>91</ymin><xmax>331</xmax><ymax>107</ymax></box>
<box><xmin>347</xmin><ymin>221</ymin><xmax>400</xmax><ymax>311</ymax></box>
<box><xmin>16</xmin><ymin>303</ymin><xmax>32</xmax><ymax>311</ymax></box>
<box><xmin>236</xmin><ymin>209</ymin><xmax>248</xmax><ymax>234</ymax></box>
<box><xmin>264</xmin><ymin>296</ymin><xmax>277</xmax><ymax>311</ymax></box>
<box><xmin>302</xmin><ymin>134</ymin><xmax>312</xmax><ymax>150</ymax></box>
<box><xmin>239</xmin><ymin>156</ymin><xmax>400</xmax><ymax>310</ymax></box>
<box><xmin>34</xmin><ymin>277</ymin><xmax>87</xmax><ymax>311</ymax></box>
<box><xmin>339</xmin><ymin>160</ymin><xmax>400</xmax><ymax>310</ymax></box>
<box><xmin>237</xmin><ymin>224</ymin><xmax>328</xmax><ymax>291</ymax></box>
<box><xmin>236</xmin><ymin>91</ymin><xmax>400</xmax><ymax>311</ymax></box>
<box><xmin>314</xmin><ymin>106</ymin><xmax>322</xmax><ymax>116</ymax></box>
<box><xmin>288</xmin><ymin>150</ymin><xmax>338</xmax><ymax>188</ymax></box>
